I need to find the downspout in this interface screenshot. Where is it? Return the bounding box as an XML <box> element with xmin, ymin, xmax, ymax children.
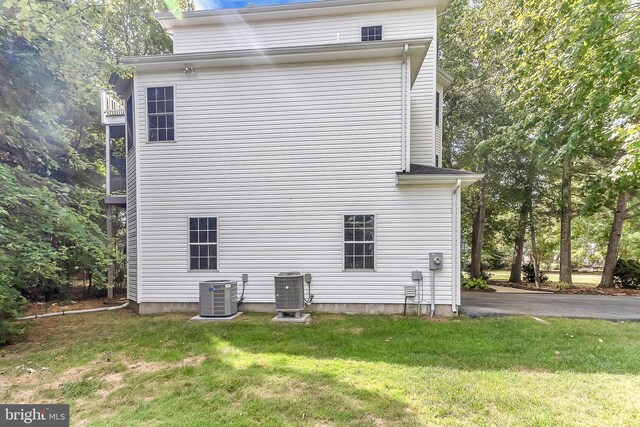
<box><xmin>452</xmin><ymin>179</ymin><xmax>462</xmax><ymax>313</ymax></box>
<box><xmin>17</xmin><ymin>301</ymin><xmax>130</xmax><ymax>321</ymax></box>
<box><xmin>401</xmin><ymin>44</ymin><xmax>409</xmax><ymax>172</ymax></box>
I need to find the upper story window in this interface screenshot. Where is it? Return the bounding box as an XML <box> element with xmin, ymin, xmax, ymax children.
<box><xmin>436</xmin><ymin>91</ymin><xmax>441</xmax><ymax>126</ymax></box>
<box><xmin>344</xmin><ymin>215</ymin><xmax>375</xmax><ymax>270</ymax></box>
<box><xmin>189</xmin><ymin>217</ymin><xmax>218</xmax><ymax>270</ymax></box>
<box><xmin>126</xmin><ymin>95</ymin><xmax>134</xmax><ymax>151</ymax></box>
<box><xmin>361</xmin><ymin>26</ymin><xmax>382</xmax><ymax>42</ymax></box>
<box><xmin>147</xmin><ymin>87</ymin><xmax>174</xmax><ymax>142</ymax></box>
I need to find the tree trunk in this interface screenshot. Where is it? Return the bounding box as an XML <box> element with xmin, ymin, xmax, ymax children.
<box><xmin>86</xmin><ymin>272</ymin><xmax>93</xmax><ymax>297</ymax></box>
<box><xmin>470</xmin><ymin>180</ymin><xmax>486</xmax><ymax>279</ymax></box>
<box><xmin>530</xmin><ymin>205</ymin><xmax>541</xmax><ymax>287</ymax></box>
<box><xmin>509</xmin><ymin>200</ymin><xmax>529</xmax><ymax>283</ymax></box>
<box><xmin>599</xmin><ymin>191</ymin><xmax>630</xmax><ymax>288</ymax></box>
<box><xmin>559</xmin><ymin>156</ymin><xmax>573</xmax><ymax>285</ymax></box>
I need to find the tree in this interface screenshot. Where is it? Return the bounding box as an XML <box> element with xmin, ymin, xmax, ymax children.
<box><xmin>489</xmin><ymin>0</ymin><xmax>640</xmax><ymax>285</ymax></box>
<box><xmin>0</xmin><ymin>0</ymin><xmax>193</xmax><ymax>341</ymax></box>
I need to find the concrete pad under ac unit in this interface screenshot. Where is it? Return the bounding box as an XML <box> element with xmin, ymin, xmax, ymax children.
<box><xmin>190</xmin><ymin>312</ymin><xmax>244</xmax><ymax>321</ymax></box>
<box><xmin>272</xmin><ymin>313</ymin><xmax>311</xmax><ymax>323</ymax></box>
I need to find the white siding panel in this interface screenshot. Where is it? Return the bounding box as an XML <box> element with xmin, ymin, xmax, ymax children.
<box><xmin>126</xmin><ymin>148</ymin><xmax>138</xmax><ymax>302</ymax></box>
<box><xmin>173</xmin><ymin>8</ymin><xmax>435</xmax><ymax>54</ymax></box>
<box><xmin>410</xmin><ymin>8</ymin><xmax>437</xmax><ymax>166</ymax></box>
<box><xmin>133</xmin><ymin>58</ymin><xmax>455</xmax><ymax>306</ymax></box>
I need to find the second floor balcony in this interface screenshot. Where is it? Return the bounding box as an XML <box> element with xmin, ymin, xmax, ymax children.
<box><xmin>101</xmin><ymin>91</ymin><xmax>125</xmax><ymax>126</ymax></box>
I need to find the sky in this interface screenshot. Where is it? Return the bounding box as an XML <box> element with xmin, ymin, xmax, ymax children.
<box><xmin>193</xmin><ymin>0</ymin><xmax>323</xmax><ymax>10</ymax></box>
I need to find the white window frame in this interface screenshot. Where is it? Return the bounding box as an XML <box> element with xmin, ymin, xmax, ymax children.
<box><xmin>125</xmin><ymin>93</ymin><xmax>135</xmax><ymax>153</ymax></box>
<box><xmin>144</xmin><ymin>84</ymin><xmax>177</xmax><ymax>143</ymax></box>
<box><xmin>436</xmin><ymin>91</ymin><xmax>441</xmax><ymax>127</ymax></box>
<box><xmin>187</xmin><ymin>216</ymin><xmax>219</xmax><ymax>272</ymax></box>
<box><xmin>360</xmin><ymin>25</ymin><xmax>383</xmax><ymax>42</ymax></box>
<box><xmin>342</xmin><ymin>214</ymin><xmax>377</xmax><ymax>271</ymax></box>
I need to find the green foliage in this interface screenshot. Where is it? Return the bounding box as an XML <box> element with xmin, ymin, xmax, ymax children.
<box><xmin>462</xmin><ymin>277</ymin><xmax>489</xmax><ymax>290</ymax></box>
<box><xmin>443</xmin><ymin>0</ymin><xmax>640</xmax><ymax>280</ymax></box>
<box><xmin>556</xmin><ymin>281</ymin><xmax>572</xmax><ymax>291</ymax></box>
<box><xmin>0</xmin><ymin>165</ymin><xmax>109</xmax><ymax>299</ymax></box>
<box><xmin>463</xmin><ymin>263</ymin><xmax>492</xmax><ymax>281</ymax></box>
<box><xmin>521</xmin><ymin>264</ymin><xmax>549</xmax><ymax>284</ymax></box>
<box><xmin>613</xmin><ymin>259</ymin><xmax>640</xmax><ymax>289</ymax></box>
<box><xmin>0</xmin><ymin>284</ymin><xmax>26</xmax><ymax>345</ymax></box>
<box><xmin>0</xmin><ymin>0</ymin><xmax>195</xmax><ymax>342</ymax></box>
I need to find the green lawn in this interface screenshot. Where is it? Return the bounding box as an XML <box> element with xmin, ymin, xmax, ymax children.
<box><xmin>490</xmin><ymin>270</ymin><xmax>602</xmax><ymax>286</ymax></box>
<box><xmin>2</xmin><ymin>312</ymin><xmax>640</xmax><ymax>426</ymax></box>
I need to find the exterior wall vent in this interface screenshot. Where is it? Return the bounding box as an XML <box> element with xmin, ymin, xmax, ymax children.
<box><xmin>199</xmin><ymin>280</ymin><xmax>238</xmax><ymax>317</ymax></box>
<box><xmin>274</xmin><ymin>272</ymin><xmax>305</xmax><ymax>312</ymax></box>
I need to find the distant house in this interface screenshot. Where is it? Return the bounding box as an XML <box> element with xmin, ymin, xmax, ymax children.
<box><xmin>102</xmin><ymin>0</ymin><xmax>482</xmax><ymax>316</ymax></box>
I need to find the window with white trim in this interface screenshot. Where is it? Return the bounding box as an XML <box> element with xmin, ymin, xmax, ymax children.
<box><xmin>361</xmin><ymin>26</ymin><xmax>382</xmax><ymax>42</ymax></box>
<box><xmin>436</xmin><ymin>91</ymin><xmax>441</xmax><ymax>126</ymax></box>
<box><xmin>189</xmin><ymin>217</ymin><xmax>217</xmax><ymax>270</ymax></box>
<box><xmin>126</xmin><ymin>95</ymin><xmax>134</xmax><ymax>151</ymax></box>
<box><xmin>344</xmin><ymin>215</ymin><xmax>375</xmax><ymax>269</ymax></box>
<box><xmin>147</xmin><ymin>87</ymin><xmax>174</xmax><ymax>142</ymax></box>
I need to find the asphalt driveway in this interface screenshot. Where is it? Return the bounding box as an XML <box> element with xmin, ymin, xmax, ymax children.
<box><xmin>461</xmin><ymin>291</ymin><xmax>640</xmax><ymax>320</ymax></box>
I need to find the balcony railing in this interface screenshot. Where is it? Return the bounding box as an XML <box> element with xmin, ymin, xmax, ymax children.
<box><xmin>101</xmin><ymin>91</ymin><xmax>125</xmax><ymax>125</ymax></box>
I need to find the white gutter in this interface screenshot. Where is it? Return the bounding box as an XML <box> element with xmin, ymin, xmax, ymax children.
<box><xmin>17</xmin><ymin>301</ymin><xmax>129</xmax><ymax>321</ymax></box>
<box><xmin>396</xmin><ymin>174</ymin><xmax>484</xmax><ymax>187</ymax></box>
<box><xmin>120</xmin><ymin>39</ymin><xmax>431</xmax><ymax>87</ymax></box>
<box><xmin>452</xmin><ymin>178</ymin><xmax>461</xmax><ymax>313</ymax></box>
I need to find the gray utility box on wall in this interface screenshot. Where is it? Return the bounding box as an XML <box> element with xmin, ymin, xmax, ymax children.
<box><xmin>274</xmin><ymin>272</ymin><xmax>305</xmax><ymax>312</ymax></box>
<box><xmin>429</xmin><ymin>253</ymin><xmax>444</xmax><ymax>270</ymax></box>
<box><xmin>199</xmin><ymin>280</ymin><xmax>238</xmax><ymax>317</ymax></box>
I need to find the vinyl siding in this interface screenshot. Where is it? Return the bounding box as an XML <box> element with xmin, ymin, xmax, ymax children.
<box><xmin>172</xmin><ymin>8</ymin><xmax>435</xmax><ymax>54</ymax></box>
<box><xmin>172</xmin><ymin>5</ymin><xmax>438</xmax><ymax>169</ymax></box>
<box><xmin>126</xmin><ymin>147</ymin><xmax>138</xmax><ymax>302</ymax></box>
<box><xmin>133</xmin><ymin>58</ymin><xmax>455</xmax><ymax>305</ymax></box>
<box><xmin>409</xmin><ymin>10</ymin><xmax>437</xmax><ymax>166</ymax></box>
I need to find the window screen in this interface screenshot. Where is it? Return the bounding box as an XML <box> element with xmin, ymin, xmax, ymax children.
<box><xmin>147</xmin><ymin>87</ymin><xmax>175</xmax><ymax>142</ymax></box>
<box><xmin>361</xmin><ymin>26</ymin><xmax>382</xmax><ymax>42</ymax></box>
<box><xmin>436</xmin><ymin>91</ymin><xmax>440</xmax><ymax>126</ymax></box>
<box><xmin>126</xmin><ymin>95</ymin><xmax>134</xmax><ymax>151</ymax></box>
<box><xmin>189</xmin><ymin>217</ymin><xmax>217</xmax><ymax>270</ymax></box>
<box><xmin>344</xmin><ymin>215</ymin><xmax>375</xmax><ymax>270</ymax></box>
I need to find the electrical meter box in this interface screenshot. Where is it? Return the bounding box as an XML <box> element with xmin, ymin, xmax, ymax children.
<box><xmin>429</xmin><ymin>253</ymin><xmax>443</xmax><ymax>270</ymax></box>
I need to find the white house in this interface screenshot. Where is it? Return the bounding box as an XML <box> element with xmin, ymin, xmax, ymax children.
<box><xmin>102</xmin><ymin>0</ymin><xmax>482</xmax><ymax>316</ymax></box>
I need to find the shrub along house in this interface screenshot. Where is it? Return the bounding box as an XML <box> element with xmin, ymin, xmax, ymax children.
<box><xmin>102</xmin><ymin>0</ymin><xmax>482</xmax><ymax>316</ymax></box>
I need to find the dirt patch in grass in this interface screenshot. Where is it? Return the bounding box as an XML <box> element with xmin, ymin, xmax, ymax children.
<box><xmin>2</xmin><ymin>354</ymin><xmax>206</xmax><ymax>403</ymax></box>
<box><xmin>490</xmin><ymin>280</ymin><xmax>640</xmax><ymax>296</ymax></box>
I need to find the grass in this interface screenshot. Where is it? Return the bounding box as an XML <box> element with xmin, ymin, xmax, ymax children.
<box><xmin>490</xmin><ymin>270</ymin><xmax>602</xmax><ymax>286</ymax></box>
<box><xmin>2</xmin><ymin>312</ymin><xmax>640</xmax><ymax>426</ymax></box>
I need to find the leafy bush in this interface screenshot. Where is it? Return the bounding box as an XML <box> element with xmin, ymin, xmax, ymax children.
<box><xmin>521</xmin><ymin>264</ymin><xmax>549</xmax><ymax>284</ymax></box>
<box><xmin>556</xmin><ymin>281</ymin><xmax>572</xmax><ymax>291</ymax></box>
<box><xmin>0</xmin><ymin>284</ymin><xmax>26</xmax><ymax>345</ymax></box>
<box><xmin>463</xmin><ymin>278</ymin><xmax>489</xmax><ymax>290</ymax></box>
<box><xmin>463</xmin><ymin>263</ymin><xmax>493</xmax><ymax>281</ymax></box>
<box><xmin>0</xmin><ymin>165</ymin><xmax>109</xmax><ymax>301</ymax></box>
<box><xmin>484</xmin><ymin>251</ymin><xmax>510</xmax><ymax>270</ymax></box>
<box><xmin>613</xmin><ymin>259</ymin><xmax>640</xmax><ymax>289</ymax></box>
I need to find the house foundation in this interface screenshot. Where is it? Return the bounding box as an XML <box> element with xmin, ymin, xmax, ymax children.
<box><xmin>128</xmin><ymin>300</ymin><xmax>456</xmax><ymax>317</ymax></box>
